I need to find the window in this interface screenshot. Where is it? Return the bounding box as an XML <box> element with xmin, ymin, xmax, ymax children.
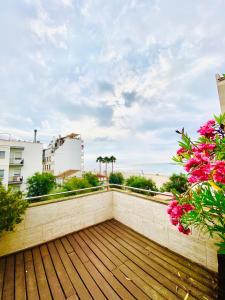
<box><xmin>0</xmin><ymin>170</ymin><xmax>4</xmax><ymax>179</ymax></box>
<box><xmin>0</xmin><ymin>151</ymin><xmax>5</xmax><ymax>159</ymax></box>
<box><xmin>13</xmin><ymin>168</ymin><xmax>21</xmax><ymax>176</ymax></box>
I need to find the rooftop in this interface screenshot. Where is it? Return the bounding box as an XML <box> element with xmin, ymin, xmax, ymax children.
<box><xmin>0</xmin><ymin>219</ymin><xmax>217</xmax><ymax>300</ymax></box>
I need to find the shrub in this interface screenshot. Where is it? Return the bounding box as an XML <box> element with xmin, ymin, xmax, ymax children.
<box><xmin>83</xmin><ymin>172</ymin><xmax>100</xmax><ymax>186</ymax></box>
<box><xmin>126</xmin><ymin>176</ymin><xmax>158</xmax><ymax>195</ymax></box>
<box><xmin>63</xmin><ymin>177</ymin><xmax>91</xmax><ymax>192</ymax></box>
<box><xmin>161</xmin><ymin>173</ymin><xmax>189</xmax><ymax>194</ymax></box>
<box><xmin>27</xmin><ymin>172</ymin><xmax>56</xmax><ymax>197</ymax></box>
<box><xmin>0</xmin><ymin>185</ymin><xmax>28</xmax><ymax>234</ymax></box>
<box><xmin>109</xmin><ymin>172</ymin><xmax>124</xmax><ymax>185</ymax></box>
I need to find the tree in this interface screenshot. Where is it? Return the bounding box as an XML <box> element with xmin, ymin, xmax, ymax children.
<box><xmin>63</xmin><ymin>177</ymin><xmax>91</xmax><ymax>191</ymax></box>
<box><xmin>126</xmin><ymin>176</ymin><xmax>158</xmax><ymax>195</ymax></box>
<box><xmin>161</xmin><ymin>173</ymin><xmax>189</xmax><ymax>194</ymax></box>
<box><xmin>109</xmin><ymin>172</ymin><xmax>124</xmax><ymax>185</ymax></box>
<box><xmin>103</xmin><ymin>156</ymin><xmax>110</xmax><ymax>177</ymax></box>
<box><xmin>83</xmin><ymin>172</ymin><xmax>100</xmax><ymax>186</ymax></box>
<box><xmin>109</xmin><ymin>155</ymin><xmax>116</xmax><ymax>173</ymax></box>
<box><xmin>96</xmin><ymin>156</ymin><xmax>104</xmax><ymax>174</ymax></box>
<box><xmin>27</xmin><ymin>172</ymin><xmax>56</xmax><ymax>197</ymax></box>
<box><xmin>0</xmin><ymin>185</ymin><xmax>28</xmax><ymax>234</ymax></box>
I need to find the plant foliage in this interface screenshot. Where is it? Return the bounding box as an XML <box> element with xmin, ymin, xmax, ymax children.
<box><xmin>161</xmin><ymin>173</ymin><xmax>189</xmax><ymax>194</ymax></box>
<box><xmin>0</xmin><ymin>185</ymin><xmax>28</xmax><ymax>234</ymax></box>
<box><xmin>109</xmin><ymin>172</ymin><xmax>124</xmax><ymax>185</ymax></box>
<box><xmin>27</xmin><ymin>172</ymin><xmax>56</xmax><ymax>197</ymax></box>
<box><xmin>126</xmin><ymin>176</ymin><xmax>158</xmax><ymax>195</ymax></box>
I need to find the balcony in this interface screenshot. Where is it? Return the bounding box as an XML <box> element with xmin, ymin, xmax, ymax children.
<box><xmin>8</xmin><ymin>175</ymin><xmax>23</xmax><ymax>184</ymax></box>
<box><xmin>0</xmin><ymin>187</ymin><xmax>218</xmax><ymax>299</ymax></box>
<box><xmin>9</xmin><ymin>158</ymin><xmax>24</xmax><ymax>166</ymax></box>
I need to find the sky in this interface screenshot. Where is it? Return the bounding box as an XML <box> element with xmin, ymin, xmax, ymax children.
<box><xmin>0</xmin><ymin>0</ymin><xmax>224</xmax><ymax>171</ymax></box>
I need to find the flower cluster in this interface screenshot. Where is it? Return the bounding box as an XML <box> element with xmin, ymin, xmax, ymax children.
<box><xmin>197</xmin><ymin>119</ymin><xmax>215</xmax><ymax>138</ymax></box>
<box><xmin>167</xmin><ymin>200</ymin><xmax>194</xmax><ymax>235</ymax></box>
<box><xmin>169</xmin><ymin>114</ymin><xmax>225</xmax><ymax>238</ymax></box>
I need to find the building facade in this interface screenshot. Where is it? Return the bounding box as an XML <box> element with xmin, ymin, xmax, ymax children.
<box><xmin>43</xmin><ymin>133</ymin><xmax>84</xmax><ymax>178</ymax></box>
<box><xmin>216</xmin><ymin>74</ymin><xmax>225</xmax><ymax>113</ymax></box>
<box><xmin>0</xmin><ymin>139</ymin><xmax>43</xmax><ymax>191</ymax></box>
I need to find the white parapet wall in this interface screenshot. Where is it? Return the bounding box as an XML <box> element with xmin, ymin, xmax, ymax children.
<box><xmin>113</xmin><ymin>190</ymin><xmax>218</xmax><ymax>272</ymax></box>
<box><xmin>0</xmin><ymin>191</ymin><xmax>113</xmax><ymax>256</ymax></box>
<box><xmin>0</xmin><ymin>189</ymin><xmax>218</xmax><ymax>272</ymax></box>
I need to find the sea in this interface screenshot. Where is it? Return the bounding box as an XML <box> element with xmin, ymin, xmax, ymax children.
<box><xmin>116</xmin><ymin>163</ymin><xmax>184</xmax><ymax>176</ymax></box>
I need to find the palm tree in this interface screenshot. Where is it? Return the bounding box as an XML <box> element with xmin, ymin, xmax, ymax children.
<box><xmin>103</xmin><ymin>156</ymin><xmax>110</xmax><ymax>177</ymax></box>
<box><xmin>109</xmin><ymin>155</ymin><xmax>116</xmax><ymax>173</ymax></box>
<box><xmin>96</xmin><ymin>156</ymin><xmax>103</xmax><ymax>174</ymax></box>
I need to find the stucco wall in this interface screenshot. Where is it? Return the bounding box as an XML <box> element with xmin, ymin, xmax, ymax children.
<box><xmin>113</xmin><ymin>190</ymin><xmax>218</xmax><ymax>272</ymax></box>
<box><xmin>0</xmin><ymin>191</ymin><xmax>113</xmax><ymax>256</ymax></box>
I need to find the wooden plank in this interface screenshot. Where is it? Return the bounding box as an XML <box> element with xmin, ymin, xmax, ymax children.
<box><xmin>40</xmin><ymin>244</ymin><xmax>65</xmax><ymax>300</ymax></box>
<box><xmin>103</xmin><ymin>223</ymin><xmax>195</xmax><ymax>300</ymax></box>
<box><xmin>15</xmin><ymin>252</ymin><xmax>26</xmax><ymax>300</ymax></box>
<box><xmin>89</xmin><ymin>227</ymin><xmax>127</xmax><ymax>263</ymax></box>
<box><xmin>119</xmin><ymin>264</ymin><xmax>163</xmax><ymax>300</ymax></box>
<box><xmin>112</xmin><ymin>267</ymin><xmax>151</xmax><ymax>300</ymax></box>
<box><xmin>47</xmin><ymin>242</ymin><xmax>76</xmax><ymax>299</ymax></box>
<box><xmin>54</xmin><ymin>239</ymin><xmax>92</xmax><ymax>300</ymax></box>
<box><xmin>99</xmin><ymin>224</ymin><xmax>189</xmax><ymax>300</ymax></box>
<box><xmin>110</xmin><ymin>220</ymin><xmax>215</xmax><ymax>290</ymax></box>
<box><xmin>74</xmin><ymin>232</ymin><xmax>136</xmax><ymax>300</ymax></box>
<box><xmin>105</xmin><ymin>223</ymin><xmax>212</xmax><ymax>300</ymax></box>
<box><xmin>84</xmin><ymin>228</ymin><xmax>123</xmax><ymax>266</ymax></box>
<box><xmin>79</xmin><ymin>231</ymin><xmax>116</xmax><ymax>271</ymax></box>
<box><xmin>66</xmin><ymin>236</ymin><xmax>106</xmax><ymax>300</ymax></box>
<box><xmin>66</xmin><ymin>234</ymin><xmax>89</xmax><ymax>263</ymax></box>
<box><xmin>2</xmin><ymin>255</ymin><xmax>15</xmax><ymax>300</ymax></box>
<box><xmin>32</xmin><ymin>247</ymin><xmax>52</xmax><ymax>300</ymax></box>
<box><xmin>112</xmin><ymin>220</ymin><xmax>216</xmax><ymax>281</ymax></box>
<box><xmin>0</xmin><ymin>257</ymin><xmax>6</xmax><ymax>300</ymax></box>
<box><xmin>68</xmin><ymin>235</ymin><xmax>120</xmax><ymax>300</ymax></box>
<box><xmin>24</xmin><ymin>250</ymin><xmax>39</xmax><ymax>300</ymax></box>
<box><xmin>60</xmin><ymin>237</ymin><xmax>74</xmax><ymax>254</ymax></box>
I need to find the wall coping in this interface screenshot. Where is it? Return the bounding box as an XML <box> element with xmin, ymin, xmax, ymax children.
<box><xmin>29</xmin><ymin>189</ymin><xmax>110</xmax><ymax>207</ymax></box>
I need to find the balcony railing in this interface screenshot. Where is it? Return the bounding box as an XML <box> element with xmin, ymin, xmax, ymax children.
<box><xmin>25</xmin><ymin>183</ymin><xmax>173</xmax><ymax>202</ymax></box>
<box><xmin>9</xmin><ymin>158</ymin><xmax>24</xmax><ymax>165</ymax></box>
<box><xmin>8</xmin><ymin>176</ymin><xmax>23</xmax><ymax>184</ymax></box>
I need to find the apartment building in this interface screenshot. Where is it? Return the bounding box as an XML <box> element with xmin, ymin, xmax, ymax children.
<box><xmin>216</xmin><ymin>73</ymin><xmax>225</xmax><ymax>113</ymax></box>
<box><xmin>43</xmin><ymin>133</ymin><xmax>84</xmax><ymax>179</ymax></box>
<box><xmin>0</xmin><ymin>135</ymin><xmax>43</xmax><ymax>191</ymax></box>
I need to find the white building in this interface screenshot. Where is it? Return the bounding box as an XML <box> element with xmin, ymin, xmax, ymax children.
<box><xmin>43</xmin><ymin>133</ymin><xmax>84</xmax><ymax>179</ymax></box>
<box><xmin>216</xmin><ymin>74</ymin><xmax>225</xmax><ymax>113</ymax></box>
<box><xmin>0</xmin><ymin>136</ymin><xmax>43</xmax><ymax>191</ymax></box>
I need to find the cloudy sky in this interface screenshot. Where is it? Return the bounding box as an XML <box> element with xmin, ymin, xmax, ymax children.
<box><xmin>0</xmin><ymin>0</ymin><xmax>224</xmax><ymax>171</ymax></box>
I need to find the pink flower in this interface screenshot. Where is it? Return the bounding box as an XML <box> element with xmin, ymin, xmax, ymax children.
<box><xmin>188</xmin><ymin>164</ymin><xmax>212</xmax><ymax>183</ymax></box>
<box><xmin>178</xmin><ymin>224</ymin><xmax>191</xmax><ymax>235</ymax></box>
<box><xmin>213</xmin><ymin>161</ymin><xmax>225</xmax><ymax>184</ymax></box>
<box><xmin>184</xmin><ymin>157</ymin><xmax>201</xmax><ymax>172</ymax></box>
<box><xmin>193</xmin><ymin>143</ymin><xmax>216</xmax><ymax>155</ymax></box>
<box><xmin>182</xmin><ymin>204</ymin><xmax>195</xmax><ymax>212</ymax></box>
<box><xmin>197</xmin><ymin>120</ymin><xmax>215</xmax><ymax>137</ymax></box>
<box><xmin>170</xmin><ymin>217</ymin><xmax>179</xmax><ymax>226</ymax></box>
<box><xmin>177</xmin><ymin>147</ymin><xmax>187</xmax><ymax>156</ymax></box>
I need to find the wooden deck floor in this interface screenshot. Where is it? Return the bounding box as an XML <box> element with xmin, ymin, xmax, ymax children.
<box><xmin>0</xmin><ymin>219</ymin><xmax>217</xmax><ymax>300</ymax></box>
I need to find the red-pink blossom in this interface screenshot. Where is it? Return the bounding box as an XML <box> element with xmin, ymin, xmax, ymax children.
<box><xmin>188</xmin><ymin>164</ymin><xmax>212</xmax><ymax>183</ymax></box>
<box><xmin>213</xmin><ymin>161</ymin><xmax>225</xmax><ymax>184</ymax></box>
<box><xmin>193</xmin><ymin>143</ymin><xmax>216</xmax><ymax>155</ymax></box>
<box><xmin>178</xmin><ymin>224</ymin><xmax>191</xmax><ymax>235</ymax></box>
<box><xmin>197</xmin><ymin>120</ymin><xmax>215</xmax><ymax>137</ymax></box>
<box><xmin>184</xmin><ymin>157</ymin><xmax>201</xmax><ymax>172</ymax></box>
<box><xmin>177</xmin><ymin>147</ymin><xmax>187</xmax><ymax>156</ymax></box>
<box><xmin>182</xmin><ymin>204</ymin><xmax>195</xmax><ymax>212</ymax></box>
